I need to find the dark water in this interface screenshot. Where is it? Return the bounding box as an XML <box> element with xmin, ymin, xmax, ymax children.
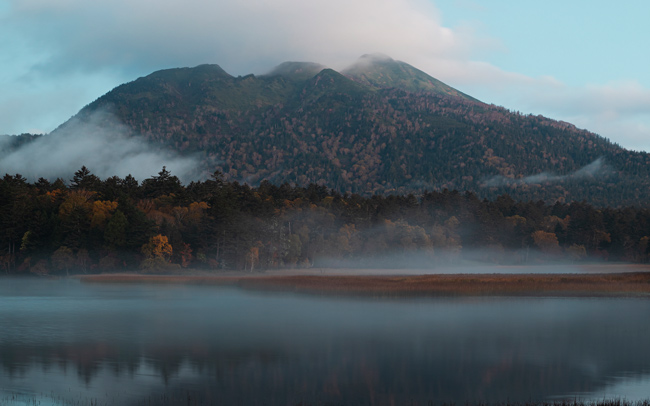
<box><xmin>0</xmin><ymin>278</ymin><xmax>649</xmax><ymax>405</ymax></box>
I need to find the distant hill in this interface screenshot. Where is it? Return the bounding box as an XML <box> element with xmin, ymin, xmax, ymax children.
<box><xmin>55</xmin><ymin>55</ymin><xmax>650</xmax><ymax>206</ymax></box>
<box><xmin>0</xmin><ymin>133</ymin><xmax>43</xmax><ymax>153</ymax></box>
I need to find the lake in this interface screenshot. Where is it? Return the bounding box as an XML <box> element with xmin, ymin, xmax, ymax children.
<box><xmin>1</xmin><ymin>277</ymin><xmax>649</xmax><ymax>405</ymax></box>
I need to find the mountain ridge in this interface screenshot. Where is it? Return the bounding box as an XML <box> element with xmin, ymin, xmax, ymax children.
<box><xmin>46</xmin><ymin>55</ymin><xmax>650</xmax><ymax>206</ymax></box>
<box><xmin>342</xmin><ymin>53</ymin><xmax>477</xmax><ymax>100</ymax></box>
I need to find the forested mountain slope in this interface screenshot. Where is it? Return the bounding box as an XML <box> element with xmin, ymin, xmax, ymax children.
<box><xmin>55</xmin><ymin>55</ymin><xmax>650</xmax><ymax>206</ymax></box>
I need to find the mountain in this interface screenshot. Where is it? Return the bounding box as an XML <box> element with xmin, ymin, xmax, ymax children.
<box><xmin>342</xmin><ymin>53</ymin><xmax>476</xmax><ymax>100</ymax></box>
<box><xmin>266</xmin><ymin>61</ymin><xmax>326</xmax><ymax>81</ymax></box>
<box><xmin>58</xmin><ymin>55</ymin><xmax>650</xmax><ymax>206</ymax></box>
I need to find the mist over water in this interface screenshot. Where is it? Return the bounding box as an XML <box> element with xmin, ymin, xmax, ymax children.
<box><xmin>314</xmin><ymin>248</ymin><xmax>605</xmax><ymax>274</ymax></box>
<box><xmin>1</xmin><ymin>278</ymin><xmax>649</xmax><ymax>405</ymax></box>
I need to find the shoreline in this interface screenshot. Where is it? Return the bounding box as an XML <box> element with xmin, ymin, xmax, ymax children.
<box><xmin>78</xmin><ymin>264</ymin><xmax>650</xmax><ymax>297</ymax></box>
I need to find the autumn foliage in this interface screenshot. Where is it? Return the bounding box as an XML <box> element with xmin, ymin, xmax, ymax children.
<box><xmin>63</xmin><ymin>62</ymin><xmax>650</xmax><ymax>207</ymax></box>
<box><xmin>1</xmin><ymin>166</ymin><xmax>650</xmax><ymax>276</ymax></box>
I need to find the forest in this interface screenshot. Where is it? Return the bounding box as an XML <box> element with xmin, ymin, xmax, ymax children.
<box><xmin>63</xmin><ymin>61</ymin><xmax>650</xmax><ymax>206</ymax></box>
<box><xmin>2</xmin><ymin>166</ymin><xmax>650</xmax><ymax>276</ymax></box>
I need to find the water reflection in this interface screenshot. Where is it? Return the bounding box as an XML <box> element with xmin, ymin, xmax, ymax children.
<box><xmin>584</xmin><ymin>373</ymin><xmax>650</xmax><ymax>401</ymax></box>
<box><xmin>1</xmin><ymin>278</ymin><xmax>649</xmax><ymax>405</ymax></box>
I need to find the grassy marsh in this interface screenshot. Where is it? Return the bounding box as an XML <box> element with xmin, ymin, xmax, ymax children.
<box><xmin>79</xmin><ymin>269</ymin><xmax>650</xmax><ymax>297</ymax></box>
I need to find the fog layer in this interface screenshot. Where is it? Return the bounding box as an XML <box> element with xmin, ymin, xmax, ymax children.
<box><xmin>2</xmin><ymin>279</ymin><xmax>650</xmax><ymax>404</ymax></box>
<box><xmin>0</xmin><ymin>111</ymin><xmax>202</xmax><ymax>181</ymax></box>
<box><xmin>482</xmin><ymin>157</ymin><xmax>609</xmax><ymax>187</ymax></box>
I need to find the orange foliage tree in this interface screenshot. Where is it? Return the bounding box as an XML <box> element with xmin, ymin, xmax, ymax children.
<box><xmin>140</xmin><ymin>234</ymin><xmax>178</xmax><ymax>273</ymax></box>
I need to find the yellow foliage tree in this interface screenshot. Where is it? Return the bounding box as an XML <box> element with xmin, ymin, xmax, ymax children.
<box><xmin>140</xmin><ymin>235</ymin><xmax>177</xmax><ymax>273</ymax></box>
<box><xmin>90</xmin><ymin>200</ymin><xmax>118</xmax><ymax>229</ymax></box>
<box><xmin>187</xmin><ymin>202</ymin><xmax>209</xmax><ymax>223</ymax></box>
<box><xmin>532</xmin><ymin>231</ymin><xmax>560</xmax><ymax>254</ymax></box>
<box><xmin>141</xmin><ymin>234</ymin><xmax>173</xmax><ymax>260</ymax></box>
<box><xmin>59</xmin><ymin>190</ymin><xmax>94</xmax><ymax>220</ymax></box>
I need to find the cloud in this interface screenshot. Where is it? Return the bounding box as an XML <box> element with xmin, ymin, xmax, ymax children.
<box><xmin>517</xmin><ymin>81</ymin><xmax>650</xmax><ymax>151</ymax></box>
<box><xmin>505</xmin><ymin>80</ymin><xmax>650</xmax><ymax>120</ymax></box>
<box><xmin>0</xmin><ymin>110</ymin><xmax>203</xmax><ymax>182</ymax></box>
<box><xmin>0</xmin><ymin>0</ymin><xmax>489</xmax><ymax>134</ymax></box>
<box><xmin>4</xmin><ymin>0</ymin><xmax>471</xmax><ymax>76</ymax></box>
<box><xmin>435</xmin><ymin>62</ymin><xmax>650</xmax><ymax>150</ymax></box>
<box><xmin>1</xmin><ymin>0</ymin><xmax>650</xmax><ymax>153</ymax></box>
<box><xmin>482</xmin><ymin>157</ymin><xmax>609</xmax><ymax>188</ymax></box>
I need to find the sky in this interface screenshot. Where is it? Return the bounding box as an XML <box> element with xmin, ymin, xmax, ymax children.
<box><xmin>1</xmin><ymin>0</ymin><xmax>649</xmax><ymax>152</ymax></box>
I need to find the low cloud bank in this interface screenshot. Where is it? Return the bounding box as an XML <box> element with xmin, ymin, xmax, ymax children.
<box><xmin>0</xmin><ymin>111</ymin><xmax>203</xmax><ymax>182</ymax></box>
<box><xmin>482</xmin><ymin>157</ymin><xmax>609</xmax><ymax>188</ymax></box>
<box><xmin>313</xmin><ymin>248</ymin><xmax>603</xmax><ymax>274</ymax></box>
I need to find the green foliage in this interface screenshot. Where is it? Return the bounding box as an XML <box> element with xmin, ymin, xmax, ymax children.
<box><xmin>104</xmin><ymin>209</ymin><xmax>128</xmax><ymax>248</ymax></box>
<box><xmin>141</xmin><ymin>167</ymin><xmax>184</xmax><ymax>198</ymax></box>
<box><xmin>70</xmin><ymin>166</ymin><xmax>101</xmax><ymax>190</ymax></box>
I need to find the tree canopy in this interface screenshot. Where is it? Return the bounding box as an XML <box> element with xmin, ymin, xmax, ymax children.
<box><xmin>2</xmin><ymin>167</ymin><xmax>650</xmax><ymax>276</ymax></box>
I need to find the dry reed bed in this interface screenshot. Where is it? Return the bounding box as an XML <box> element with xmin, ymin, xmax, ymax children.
<box><xmin>239</xmin><ymin>273</ymin><xmax>650</xmax><ymax>297</ymax></box>
<box><xmin>79</xmin><ymin>272</ymin><xmax>650</xmax><ymax>297</ymax></box>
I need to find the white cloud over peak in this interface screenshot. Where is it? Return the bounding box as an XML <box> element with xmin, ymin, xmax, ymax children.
<box><xmin>5</xmin><ymin>0</ymin><xmax>473</xmax><ymax>75</ymax></box>
<box><xmin>1</xmin><ymin>0</ymin><xmax>649</xmax><ymax>151</ymax></box>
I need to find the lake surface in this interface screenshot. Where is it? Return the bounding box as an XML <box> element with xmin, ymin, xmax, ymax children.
<box><xmin>1</xmin><ymin>278</ymin><xmax>649</xmax><ymax>405</ymax></box>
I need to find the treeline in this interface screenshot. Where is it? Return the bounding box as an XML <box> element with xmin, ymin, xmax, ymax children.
<box><xmin>2</xmin><ymin>166</ymin><xmax>650</xmax><ymax>275</ymax></box>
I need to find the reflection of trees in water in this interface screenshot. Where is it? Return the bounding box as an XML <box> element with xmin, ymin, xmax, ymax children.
<box><xmin>0</xmin><ymin>343</ymin><xmax>136</xmax><ymax>383</ymax></box>
<box><xmin>121</xmin><ymin>345</ymin><xmax>610</xmax><ymax>405</ymax></box>
<box><xmin>2</xmin><ymin>298</ymin><xmax>650</xmax><ymax>406</ymax></box>
<box><xmin>0</xmin><ymin>343</ymin><xmax>283</xmax><ymax>386</ymax></box>
<box><xmin>2</xmin><ymin>339</ymin><xmax>649</xmax><ymax>405</ymax></box>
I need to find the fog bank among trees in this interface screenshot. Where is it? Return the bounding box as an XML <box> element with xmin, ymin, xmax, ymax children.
<box><xmin>1</xmin><ymin>167</ymin><xmax>650</xmax><ymax>275</ymax></box>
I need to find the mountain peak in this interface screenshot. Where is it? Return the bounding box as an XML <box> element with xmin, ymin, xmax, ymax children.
<box><xmin>266</xmin><ymin>61</ymin><xmax>326</xmax><ymax>81</ymax></box>
<box><xmin>343</xmin><ymin>54</ymin><xmax>475</xmax><ymax>100</ymax></box>
<box><xmin>344</xmin><ymin>53</ymin><xmax>397</xmax><ymax>74</ymax></box>
<box><xmin>299</xmin><ymin>68</ymin><xmax>369</xmax><ymax>101</ymax></box>
<box><xmin>147</xmin><ymin>64</ymin><xmax>233</xmax><ymax>81</ymax></box>
<box><xmin>51</xmin><ymin>55</ymin><xmax>650</xmax><ymax>206</ymax></box>
<box><xmin>358</xmin><ymin>53</ymin><xmax>394</xmax><ymax>62</ymax></box>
